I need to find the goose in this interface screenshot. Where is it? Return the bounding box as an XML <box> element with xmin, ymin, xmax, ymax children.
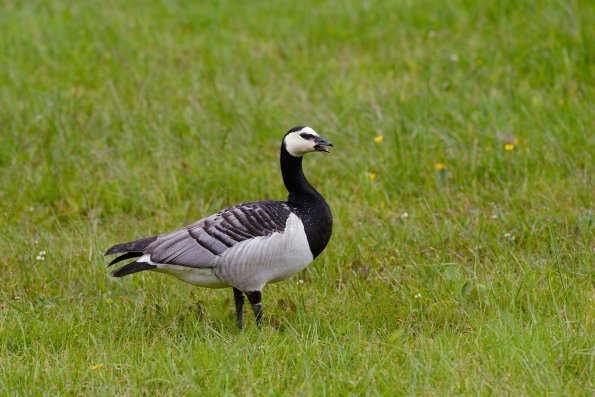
<box><xmin>105</xmin><ymin>126</ymin><xmax>333</xmax><ymax>328</ymax></box>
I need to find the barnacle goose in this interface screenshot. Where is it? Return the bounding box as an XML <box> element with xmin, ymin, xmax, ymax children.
<box><xmin>105</xmin><ymin>126</ymin><xmax>333</xmax><ymax>329</ymax></box>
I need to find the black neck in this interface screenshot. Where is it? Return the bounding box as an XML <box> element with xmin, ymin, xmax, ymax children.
<box><xmin>280</xmin><ymin>144</ymin><xmax>320</xmax><ymax>205</ymax></box>
<box><xmin>279</xmin><ymin>142</ymin><xmax>333</xmax><ymax>259</ymax></box>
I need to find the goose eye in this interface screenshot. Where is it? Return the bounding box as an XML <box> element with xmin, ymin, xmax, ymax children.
<box><xmin>300</xmin><ymin>133</ymin><xmax>307</xmax><ymax>138</ymax></box>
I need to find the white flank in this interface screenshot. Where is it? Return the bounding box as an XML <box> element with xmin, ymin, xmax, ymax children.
<box><xmin>213</xmin><ymin>213</ymin><xmax>313</xmax><ymax>291</ymax></box>
<box><xmin>137</xmin><ymin>254</ymin><xmax>227</xmax><ymax>288</ymax></box>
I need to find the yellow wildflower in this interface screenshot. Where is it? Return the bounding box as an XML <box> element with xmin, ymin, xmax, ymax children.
<box><xmin>504</xmin><ymin>144</ymin><xmax>515</xmax><ymax>151</ymax></box>
<box><xmin>368</xmin><ymin>172</ymin><xmax>377</xmax><ymax>181</ymax></box>
<box><xmin>374</xmin><ymin>135</ymin><xmax>384</xmax><ymax>143</ymax></box>
<box><xmin>91</xmin><ymin>364</ymin><xmax>104</xmax><ymax>370</ymax></box>
<box><xmin>558</xmin><ymin>99</ymin><xmax>564</xmax><ymax>106</ymax></box>
<box><xmin>435</xmin><ymin>162</ymin><xmax>445</xmax><ymax>171</ymax></box>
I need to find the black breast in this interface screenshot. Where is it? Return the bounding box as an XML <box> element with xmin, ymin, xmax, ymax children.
<box><xmin>290</xmin><ymin>195</ymin><xmax>333</xmax><ymax>259</ymax></box>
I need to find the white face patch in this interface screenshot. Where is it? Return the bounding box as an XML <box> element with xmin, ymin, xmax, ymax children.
<box><xmin>284</xmin><ymin>127</ymin><xmax>320</xmax><ymax>157</ymax></box>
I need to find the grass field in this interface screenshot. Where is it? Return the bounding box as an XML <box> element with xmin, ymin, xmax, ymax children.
<box><xmin>1</xmin><ymin>0</ymin><xmax>594</xmax><ymax>395</ymax></box>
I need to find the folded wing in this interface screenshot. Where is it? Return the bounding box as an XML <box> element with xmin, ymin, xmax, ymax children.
<box><xmin>144</xmin><ymin>201</ymin><xmax>292</xmax><ymax>268</ymax></box>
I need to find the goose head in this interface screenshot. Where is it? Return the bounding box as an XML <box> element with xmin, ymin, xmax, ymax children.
<box><xmin>283</xmin><ymin>126</ymin><xmax>333</xmax><ymax>157</ymax></box>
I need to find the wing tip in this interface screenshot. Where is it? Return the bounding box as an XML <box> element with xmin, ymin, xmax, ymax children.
<box><xmin>104</xmin><ymin>245</ymin><xmax>120</xmax><ymax>256</ymax></box>
<box><xmin>104</xmin><ymin>236</ymin><xmax>158</xmax><ymax>256</ymax></box>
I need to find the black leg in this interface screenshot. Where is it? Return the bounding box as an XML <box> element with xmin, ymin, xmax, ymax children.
<box><xmin>233</xmin><ymin>288</ymin><xmax>245</xmax><ymax>329</ymax></box>
<box><xmin>246</xmin><ymin>290</ymin><xmax>263</xmax><ymax>326</ymax></box>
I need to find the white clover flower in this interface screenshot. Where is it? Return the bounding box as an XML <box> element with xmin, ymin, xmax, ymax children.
<box><xmin>414</xmin><ymin>293</ymin><xmax>422</xmax><ymax>299</ymax></box>
<box><xmin>400</xmin><ymin>212</ymin><xmax>409</xmax><ymax>219</ymax></box>
<box><xmin>504</xmin><ymin>232</ymin><xmax>516</xmax><ymax>241</ymax></box>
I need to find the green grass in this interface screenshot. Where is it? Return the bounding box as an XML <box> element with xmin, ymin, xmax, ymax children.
<box><xmin>1</xmin><ymin>0</ymin><xmax>594</xmax><ymax>395</ymax></box>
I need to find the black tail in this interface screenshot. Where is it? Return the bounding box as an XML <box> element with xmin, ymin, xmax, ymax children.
<box><xmin>105</xmin><ymin>236</ymin><xmax>158</xmax><ymax>256</ymax></box>
<box><xmin>108</xmin><ymin>252</ymin><xmax>143</xmax><ymax>267</ymax></box>
<box><xmin>111</xmin><ymin>261</ymin><xmax>156</xmax><ymax>277</ymax></box>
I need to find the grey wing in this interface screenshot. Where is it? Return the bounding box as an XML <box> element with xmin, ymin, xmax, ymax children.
<box><xmin>144</xmin><ymin>201</ymin><xmax>292</xmax><ymax>268</ymax></box>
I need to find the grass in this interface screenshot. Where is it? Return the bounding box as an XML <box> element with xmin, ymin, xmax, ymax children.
<box><xmin>1</xmin><ymin>0</ymin><xmax>593</xmax><ymax>395</ymax></box>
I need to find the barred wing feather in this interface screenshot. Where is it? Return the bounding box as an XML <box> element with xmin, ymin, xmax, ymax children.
<box><xmin>145</xmin><ymin>201</ymin><xmax>291</xmax><ymax>268</ymax></box>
